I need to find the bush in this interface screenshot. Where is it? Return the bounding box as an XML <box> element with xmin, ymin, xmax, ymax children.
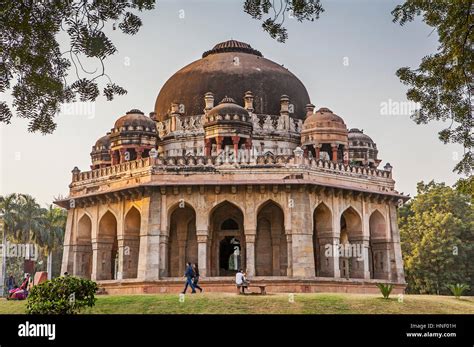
<box><xmin>26</xmin><ymin>276</ymin><xmax>98</xmax><ymax>314</ymax></box>
<box><xmin>447</xmin><ymin>283</ymin><xmax>470</xmax><ymax>299</ymax></box>
<box><xmin>376</xmin><ymin>283</ymin><xmax>394</xmax><ymax>299</ymax></box>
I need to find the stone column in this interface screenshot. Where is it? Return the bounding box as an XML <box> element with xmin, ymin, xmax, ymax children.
<box><xmin>136</xmin><ymin>148</ymin><xmax>144</xmax><ymax>160</ymax></box>
<box><xmin>178</xmin><ymin>240</ymin><xmax>186</xmax><ymax>275</ymax></box>
<box><xmin>315</xmin><ymin>145</ymin><xmax>320</xmax><ymax>160</ymax></box>
<box><xmin>331</xmin><ymin>143</ymin><xmax>338</xmax><ymax>162</ymax></box>
<box><xmin>61</xmin><ymin>209</ymin><xmax>75</xmax><ymax>275</ymax></box>
<box><xmin>349</xmin><ymin>235</ymin><xmax>370</xmax><ymax>279</ymax></box>
<box><xmin>317</xmin><ymin>235</ymin><xmax>341</xmax><ymax>278</ymax></box>
<box><xmin>245</xmin><ymin>233</ymin><xmax>256</xmax><ymax>277</ymax></box>
<box><xmin>371</xmin><ymin>241</ymin><xmax>391</xmax><ymax>280</ymax></box>
<box><xmin>286</xmin><ymin>232</ymin><xmax>293</xmax><ymax>277</ymax></box>
<box><xmin>216</xmin><ymin>136</ymin><xmax>224</xmax><ymax>155</ymax></box>
<box><xmin>159</xmin><ymin>235</ymin><xmax>168</xmax><ymax>277</ymax></box>
<box><xmin>137</xmin><ymin>192</ymin><xmax>161</xmax><ymax>281</ymax></box>
<box><xmin>204</xmin><ymin>138</ymin><xmax>212</xmax><ymax>157</ymax></box>
<box><xmin>389</xmin><ymin>203</ymin><xmax>405</xmax><ymax>283</ymax></box>
<box><xmin>271</xmin><ymin>234</ymin><xmax>281</xmax><ymax>276</ymax></box>
<box><xmin>91</xmin><ymin>241</ymin><xmax>113</xmax><ymax>281</ymax></box>
<box><xmin>197</xmin><ymin>233</ymin><xmax>208</xmax><ymax>277</ymax></box>
<box><xmin>232</xmin><ymin>136</ymin><xmax>240</xmax><ymax>158</ymax></box>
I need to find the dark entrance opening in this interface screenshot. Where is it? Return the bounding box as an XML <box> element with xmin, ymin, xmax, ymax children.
<box><xmin>219</xmin><ymin>236</ymin><xmax>241</xmax><ymax>276</ymax></box>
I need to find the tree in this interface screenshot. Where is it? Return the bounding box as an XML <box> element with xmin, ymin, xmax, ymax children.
<box><xmin>392</xmin><ymin>1</ymin><xmax>473</xmax><ymax>175</ymax></box>
<box><xmin>0</xmin><ymin>0</ymin><xmax>155</xmax><ymax>133</ymax></box>
<box><xmin>36</xmin><ymin>205</ymin><xmax>66</xmax><ymax>280</ymax></box>
<box><xmin>0</xmin><ymin>193</ymin><xmax>21</xmax><ymax>294</ymax></box>
<box><xmin>399</xmin><ymin>181</ymin><xmax>474</xmax><ymax>294</ymax></box>
<box><xmin>244</xmin><ymin>0</ymin><xmax>324</xmax><ymax>42</ymax></box>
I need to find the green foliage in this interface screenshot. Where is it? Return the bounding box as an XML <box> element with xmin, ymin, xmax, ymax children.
<box><xmin>26</xmin><ymin>276</ymin><xmax>98</xmax><ymax>314</ymax></box>
<box><xmin>447</xmin><ymin>283</ymin><xmax>470</xmax><ymax>299</ymax></box>
<box><xmin>244</xmin><ymin>0</ymin><xmax>324</xmax><ymax>42</ymax></box>
<box><xmin>0</xmin><ymin>0</ymin><xmax>155</xmax><ymax>133</ymax></box>
<box><xmin>0</xmin><ymin>194</ymin><xmax>67</xmax><ymax>287</ymax></box>
<box><xmin>392</xmin><ymin>1</ymin><xmax>473</xmax><ymax>175</ymax></box>
<box><xmin>376</xmin><ymin>283</ymin><xmax>394</xmax><ymax>299</ymax></box>
<box><xmin>399</xmin><ymin>181</ymin><xmax>474</xmax><ymax>295</ymax></box>
<box><xmin>454</xmin><ymin>176</ymin><xmax>474</xmax><ymax>204</ymax></box>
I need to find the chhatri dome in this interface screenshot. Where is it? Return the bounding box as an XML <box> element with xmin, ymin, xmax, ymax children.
<box><xmin>154</xmin><ymin>40</ymin><xmax>311</xmax><ymax>121</ymax></box>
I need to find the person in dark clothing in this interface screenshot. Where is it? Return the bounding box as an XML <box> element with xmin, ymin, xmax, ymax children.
<box><xmin>182</xmin><ymin>262</ymin><xmax>196</xmax><ymax>294</ymax></box>
<box><xmin>192</xmin><ymin>264</ymin><xmax>203</xmax><ymax>293</ymax></box>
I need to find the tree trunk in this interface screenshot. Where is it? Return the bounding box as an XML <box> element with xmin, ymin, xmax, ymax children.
<box><xmin>47</xmin><ymin>250</ymin><xmax>53</xmax><ymax>280</ymax></box>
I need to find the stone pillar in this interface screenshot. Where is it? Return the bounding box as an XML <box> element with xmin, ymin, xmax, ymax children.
<box><xmin>371</xmin><ymin>241</ymin><xmax>391</xmax><ymax>280</ymax></box>
<box><xmin>331</xmin><ymin>143</ymin><xmax>338</xmax><ymax>162</ymax></box>
<box><xmin>61</xmin><ymin>209</ymin><xmax>75</xmax><ymax>276</ymax></box>
<box><xmin>91</xmin><ymin>241</ymin><xmax>113</xmax><ymax>281</ymax></box>
<box><xmin>197</xmin><ymin>233</ymin><xmax>208</xmax><ymax>277</ymax></box>
<box><xmin>315</xmin><ymin>144</ymin><xmax>321</xmax><ymax>160</ymax></box>
<box><xmin>389</xmin><ymin>203</ymin><xmax>405</xmax><ymax>283</ymax></box>
<box><xmin>216</xmin><ymin>136</ymin><xmax>224</xmax><ymax>155</ymax></box>
<box><xmin>317</xmin><ymin>236</ymin><xmax>340</xmax><ymax>278</ymax></box>
<box><xmin>178</xmin><ymin>240</ymin><xmax>186</xmax><ymax>275</ymax></box>
<box><xmin>159</xmin><ymin>235</ymin><xmax>168</xmax><ymax>277</ymax></box>
<box><xmin>137</xmin><ymin>192</ymin><xmax>161</xmax><ymax>281</ymax></box>
<box><xmin>348</xmin><ymin>235</ymin><xmax>370</xmax><ymax>279</ymax></box>
<box><xmin>231</xmin><ymin>136</ymin><xmax>240</xmax><ymax>157</ymax></box>
<box><xmin>271</xmin><ymin>234</ymin><xmax>281</xmax><ymax>276</ymax></box>
<box><xmin>136</xmin><ymin>148</ymin><xmax>144</xmax><ymax>160</ymax></box>
<box><xmin>286</xmin><ymin>232</ymin><xmax>293</xmax><ymax>277</ymax></box>
<box><xmin>204</xmin><ymin>138</ymin><xmax>212</xmax><ymax>157</ymax></box>
<box><xmin>245</xmin><ymin>233</ymin><xmax>256</xmax><ymax>277</ymax></box>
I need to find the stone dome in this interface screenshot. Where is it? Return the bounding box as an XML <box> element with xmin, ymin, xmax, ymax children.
<box><xmin>303</xmin><ymin>107</ymin><xmax>345</xmax><ymax>129</ymax></box>
<box><xmin>348</xmin><ymin>128</ymin><xmax>375</xmax><ymax>145</ymax></box>
<box><xmin>93</xmin><ymin>133</ymin><xmax>110</xmax><ymax>151</ymax></box>
<box><xmin>114</xmin><ymin>109</ymin><xmax>156</xmax><ymax>130</ymax></box>
<box><xmin>154</xmin><ymin>40</ymin><xmax>311</xmax><ymax>121</ymax></box>
<box><xmin>207</xmin><ymin>97</ymin><xmax>249</xmax><ymax>118</ymax></box>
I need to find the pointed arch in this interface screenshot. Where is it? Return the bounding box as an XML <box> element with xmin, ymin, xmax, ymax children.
<box><xmin>369</xmin><ymin>209</ymin><xmax>390</xmax><ymax>280</ymax></box>
<box><xmin>74</xmin><ymin>214</ymin><xmax>92</xmax><ymax>279</ymax></box>
<box><xmin>96</xmin><ymin>211</ymin><xmax>118</xmax><ymax>280</ymax></box>
<box><xmin>313</xmin><ymin>202</ymin><xmax>333</xmax><ymax>277</ymax></box>
<box><xmin>209</xmin><ymin>200</ymin><xmax>245</xmax><ymax>277</ymax></box>
<box><xmin>168</xmin><ymin>203</ymin><xmax>197</xmax><ymax>277</ymax></box>
<box><xmin>256</xmin><ymin>200</ymin><xmax>286</xmax><ymax>276</ymax></box>
<box><xmin>369</xmin><ymin>209</ymin><xmax>386</xmax><ymax>240</ymax></box>
<box><xmin>123</xmin><ymin>206</ymin><xmax>141</xmax><ymax>279</ymax></box>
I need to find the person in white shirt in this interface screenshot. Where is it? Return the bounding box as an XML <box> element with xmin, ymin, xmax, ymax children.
<box><xmin>235</xmin><ymin>269</ymin><xmax>248</xmax><ymax>294</ymax></box>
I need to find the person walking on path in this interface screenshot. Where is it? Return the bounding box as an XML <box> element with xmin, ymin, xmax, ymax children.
<box><xmin>182</xmin><ymin>262</ymin><xmax>196</xmax><ymax>294</ymax></box>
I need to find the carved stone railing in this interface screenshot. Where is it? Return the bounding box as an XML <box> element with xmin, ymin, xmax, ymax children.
<box><xmin>71</xmin><ymin>153</ymin><xmax>392</xmax><ymax>184</ymax></box>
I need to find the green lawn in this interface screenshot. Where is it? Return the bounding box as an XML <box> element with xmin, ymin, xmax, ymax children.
<box><xmin>1</xmin><ymin>293</ymin><xmax>473</xmax><ymax>314</ymax></box>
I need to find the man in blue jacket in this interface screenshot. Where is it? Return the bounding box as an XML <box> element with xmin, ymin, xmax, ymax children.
<box><xmin>182</xmin><ymin>262</ymin><xmax>196</xmax><ymax>294</ymax></box>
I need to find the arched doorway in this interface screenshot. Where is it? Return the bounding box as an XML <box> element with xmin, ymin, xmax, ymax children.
<box><xmin>168</xmin><ymin>204</ymin><xmax>197</xmax><ymax>277</ymax></box>
<box><xmin>313</xmin><ymin>203</ymin><xmax>332</xmax><ymax>277</ymax></box>
<box><xmin>123</xmin><ymin>206</ymin><xmax>141</xmax><ymax>279</ymax></box>
<box><xmin>209</xmin><ymin>202</ymin><xmax>245</xmax><ymax>276</ymax></box>
<box><xmin>97</xmin><ymin>211</ymin><xmax>118</xmax><ymax>280</ymax></box>
<box><xmin>75</xmin><ymin>214</ymin><xmax>92</xmax><ymax>279</ymax></box>
<box><xmin>340</xmin><ymin>207</ymin><xmax>363</xmax><ymax>279</ymax></box>
<box><xmin>256</xmin><ymin>201</ymin><xmax>287</xmax><ymax>276</ymax></box>
<box><xmin>369</xmin><ymin>210</ymin><xmax>389</xmax><ymax>279</ymax></box>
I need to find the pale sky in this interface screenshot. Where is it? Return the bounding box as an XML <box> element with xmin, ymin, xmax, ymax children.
<box><xmin>0</xmin><ymin>0</ymin><xmax>465</xmax><ymax>206</ymax></box>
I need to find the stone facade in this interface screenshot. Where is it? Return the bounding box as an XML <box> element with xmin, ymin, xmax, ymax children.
<box><xmin>56</xmin><ymin>40</ymin><xmax>408</xmax><ymax>293</ymax></box>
